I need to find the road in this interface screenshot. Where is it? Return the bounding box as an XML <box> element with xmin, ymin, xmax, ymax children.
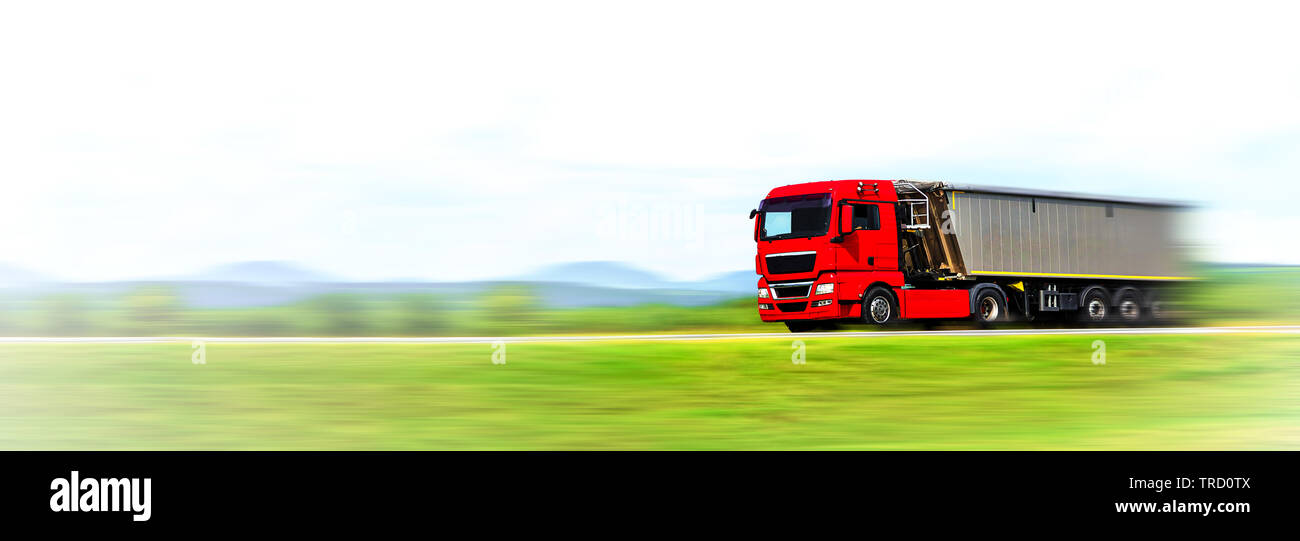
<box><xmin>2</xmin><ymin>325</ymin><xmax>1299</xmax><ymax>344</ymax></box>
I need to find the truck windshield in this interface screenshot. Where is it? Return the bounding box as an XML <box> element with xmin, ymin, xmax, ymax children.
<box><xmin>759</xmin><ymin>193</ymin><xmax>832</xmax><ymax>240</ymax></box>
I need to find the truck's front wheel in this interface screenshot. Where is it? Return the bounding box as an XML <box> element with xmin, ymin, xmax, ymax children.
<box><xmin>973</xmin><ymin>289</ymin><xmax>1006</xmax><ymax>326</ymax></box>
<box><xmin>862</xmin><ymin>287</ymin><xmax>898</xmax><ymax>326</ymax></box>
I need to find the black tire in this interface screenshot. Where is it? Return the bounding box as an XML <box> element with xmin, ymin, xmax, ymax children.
<box><xmin>861</xmin><ymin>286</ymin><xmax>898</xmax><ymax>326</ymax></box>
<box><xmin>785</xmin><ymin>321</ymin><xmax>817</xmax><ymax>333</ymax></box>
<box><xmin>1143</xmin><ymin>291</ymin><xmax>1166</xmax><ymax>325</ymax></box>
<box><xmin>1148</xmin><ymin>299</ymin><xmax>1167</xmax><ymax>325</ymax></box>
<box><xmin>972</xmin><ymin>289</ymin><xmax>1007</xmax><ymax>326</ymax></box>
<box><xmin>1116</xmin><ymin>291</ymin><xmax>1142</xmax><ymax>325</ymax></box>
<box><xmin>1078</xmin><ymin>289</ymin><xmax>1109</xmax><ymax>324</ymax></box>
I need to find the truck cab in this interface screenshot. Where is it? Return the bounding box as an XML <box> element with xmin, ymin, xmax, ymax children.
<box><xmin>754</xmin><ymin>180</ymin><xmax>920</xmax><ymax>330</ymax></box>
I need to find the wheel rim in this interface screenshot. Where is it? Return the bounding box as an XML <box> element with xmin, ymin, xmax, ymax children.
<box><xmin>1087</xmin><ymin>299</ymin><xmax>1106</xmax><ymax>320</ymax></box>
<box><xmin>869</xmin><ymin>297</ymin><xmax>890</xmax><ymax>323</ymax></box>
<box><xmin>979</xmin><ymin>297</ymin><xmax>999</xmax><ymax>321</ymax></box>
<box><xmin>1119</xmin><ymin>299</ymin><xmax>1139</xmax><ymax>320</ymax></box>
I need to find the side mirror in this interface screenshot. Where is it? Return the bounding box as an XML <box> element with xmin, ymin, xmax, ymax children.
<box><xmin>749</xmin><ymin>209</ymin><xmax>758</xmax><ymax>219</ymax></box>
<box><xmin>839</xmin><ymin>206</ymin><xmax>854</xmax><ymax>235</ymax></box>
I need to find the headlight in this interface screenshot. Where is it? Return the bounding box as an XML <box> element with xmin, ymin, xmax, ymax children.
<box><xmin>815</xmin><ymin>283</ymin><xmax>834</xmax><ymax>295</ymax></box>
<box><xmin>758</xmin><ymin>288</ymin><xmax>769</xmax><ymax>299</ymax></box>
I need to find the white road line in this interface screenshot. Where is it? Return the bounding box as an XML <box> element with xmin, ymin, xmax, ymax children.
<box><xmin>1</xmin><ymin>326</ymin><xmax>1299</xmax><ymax>344</ymax></box>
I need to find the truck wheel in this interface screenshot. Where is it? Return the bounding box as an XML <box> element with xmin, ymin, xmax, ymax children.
<box><xmin>1117</xmin><ymin>291</ymin><xmax>1142</xmax><ymax>324</ymax></box>
<box><xmin>785</xmin><ymin>321</ymin><xmax>817</xmax><ymax>333</ymax></box>
<box><xmin>1079</xmin><ymin>289</ymin><xmax>1109</xmax><ymax>324</ymax></box>
<box><xmin>1148</xmin><ymin>299</ymin><xmax>1167</xmax><ymax>324</ymax></box>
<box><xmin>1143</xmin><ymin>291</ymin><xmax>1166</xmax><ymax>325</ymax></box>
<box><xmin>973</xmin><ymin>289</ymin><xmax>1006</xmax><ymax>326</ymax></box>
<box><xmin>862</xmin><ymin>287</ymin><xmax>898</xmax><ymax>326</ymax></box>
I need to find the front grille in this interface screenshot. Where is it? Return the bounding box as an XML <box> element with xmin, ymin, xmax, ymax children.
<box><xmin>766</xmin><ymin>252</ymin><xmax>816</xmax><ymax>274</ymax></box>
<box><xmin>771</xmin><ymin>283</ymin><xmax>812</xmax><ymax>298</ymax></box>
<box><xmin>776</xmin><ymin>302</ymin><xmax>808</xmax><ymax>313</ymax></box>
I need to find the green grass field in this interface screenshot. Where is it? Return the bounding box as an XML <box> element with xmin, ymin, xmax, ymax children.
<box><xmin>3</xmin><ymin>333</ymin><xmax>1297</xmax><ymax>449</ymax></box>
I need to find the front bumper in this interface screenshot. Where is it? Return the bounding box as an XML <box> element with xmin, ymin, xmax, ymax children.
<box><xmin>757</xmin><ymin>274</ymin><xmax>845</xmax><ymax>321</ymax></box>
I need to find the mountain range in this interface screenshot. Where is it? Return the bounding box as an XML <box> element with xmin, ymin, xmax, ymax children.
<box><xmin>515</xmin><ymin>261</ymin><xmax>756</xmax><ymax>291</ymax></box>
<box><xmin>0</xmin><ymin>263</ymin><xmax>50</xmax><ymax>286</ymax></box>
<box><xmin>183</xmin><ymin>260</ymin><xmax>335</xmax><ymax>283</ymax></box>
<box><xmin>0</xmin><ymin>260</ymin><xmax>758</xmax><ymax>308</ymax></box>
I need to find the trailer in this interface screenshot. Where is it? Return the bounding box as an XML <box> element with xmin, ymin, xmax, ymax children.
<box><xmin>749</xmin><ymin>179</ymin><xmax>1191</xmax><ymax>331</ymax></box>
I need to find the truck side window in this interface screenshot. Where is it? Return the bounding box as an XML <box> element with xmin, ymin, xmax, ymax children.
<box><xmin>852</xmin><ymin>204</ymin><xmax>880</xmax><ymax>231</ymax></box>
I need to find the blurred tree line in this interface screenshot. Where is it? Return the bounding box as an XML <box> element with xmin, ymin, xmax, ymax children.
<box><xmin>0</xmin><ymin>283</ymin><xmax>762</xmax><ymax>337</ymax></box>
<box><xmin>0</xmin><ymin>267</ymin><xmax>1292</xmax><ymax>336</ymax></box>
<box><xmin>2</xmin><ymin>267</ymin><xmax>1295</xmax><ymax>337</ymax></box>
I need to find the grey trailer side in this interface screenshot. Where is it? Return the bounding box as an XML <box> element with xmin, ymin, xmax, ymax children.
<box><xmin>946</xmin><ymin>189</ymin><xmax>1188</xmax><ymax>281</ymax></box>
<box><xmin>895</xmin><ymin>180</ymin><xmax>1192</xmax><ymax>324</ymax></box>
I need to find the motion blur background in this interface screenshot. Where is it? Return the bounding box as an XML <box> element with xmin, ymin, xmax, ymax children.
<box><xmin>2</xmin><ymin>0</ymin><xmax>1300</xmax><ymax>334</ymax></box>
<box><xmin>2</xmin><ymin>1</ymin><xmax>1298</xmax><ymax>449</ymax></box>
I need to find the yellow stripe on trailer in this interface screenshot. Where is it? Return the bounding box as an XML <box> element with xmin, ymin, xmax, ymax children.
<box><xmin>968</xmin><ymin>271</ymin><xmax>1196</xmax><ymax>281</ymax></box>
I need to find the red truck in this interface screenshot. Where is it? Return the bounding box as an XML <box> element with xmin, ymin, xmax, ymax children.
<box><xmin>750</xmin><ymin>179</ymin><xmax>1190</xmax><ymax>331</ymax></box>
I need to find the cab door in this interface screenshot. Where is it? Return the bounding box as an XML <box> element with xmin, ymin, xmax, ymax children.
<box><xmin>836</xmin><ymin>201</ymin><xmax>898</xmax><ymax>271</ymax></box>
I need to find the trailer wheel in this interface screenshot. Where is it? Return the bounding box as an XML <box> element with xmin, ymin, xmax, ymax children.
<box><xmin>785</xmin><ymin>321</ymin><xmax>817</xmax><ymax>333</ymax></box>
<box><xmin>973</xmin><ymin>289</ymin><xmax>1006</xmax><ymax>325</ymax></box>
<box><xmin>1144</xmin><ymin>291</ymin><xmax>1166</xmax><ymax>325</ymax></box>
<box><xmin>862</xmin><ymin>287</ymin><xmax>898</xmax><ymax>326</ymax></box>
<box><xmin>1148</xmin><ymin>299</ymin><xmax>1166</xmax><ymax>323</ymax></box>
<box><xmin>1079</xmin><ymin>289</ymin><xmax>1109</xmax><ymax>324</ymax></box>
<box><xmin>1117</xmin><ymin>291</ymin><xmax>1142</xmax><ymax>324</ymax></box>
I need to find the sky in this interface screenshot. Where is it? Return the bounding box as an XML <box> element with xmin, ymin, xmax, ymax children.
<box><xmin>1</xmin><ymin>0</ymin><xmax>1298</xmax><ymax>282</ymax></box>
